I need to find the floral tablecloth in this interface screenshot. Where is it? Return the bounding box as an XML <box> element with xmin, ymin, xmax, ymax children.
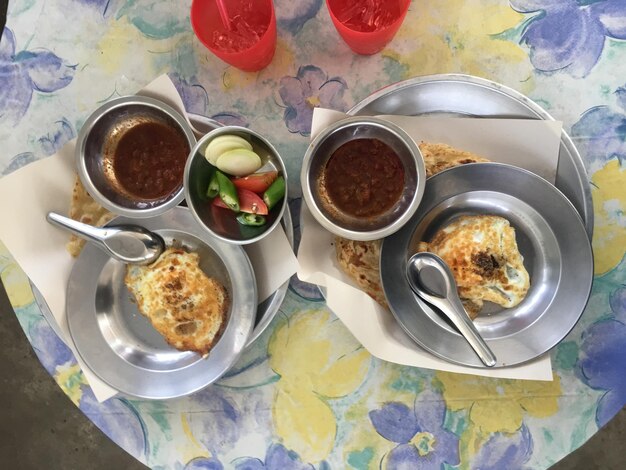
<box><xmin>2</xmin><ymin>0</ymin><xmax>626</xmax><ymax>468</ymax></box>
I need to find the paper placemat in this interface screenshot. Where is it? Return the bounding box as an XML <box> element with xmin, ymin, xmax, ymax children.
<box><xmin>296</xmin><ymin>108</ymin><xmax>564</xmax><ymax>381</ymax></box>
<box><xmin>0</xmin><ymin>75</ymin><xmax>298</xmax><ymax>401</ymax></box>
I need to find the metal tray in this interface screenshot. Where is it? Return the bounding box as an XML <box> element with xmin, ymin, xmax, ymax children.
<box><xmin>32</xmin><ymin>113</ymin><xmax>293</xmax><ymax>352</ymax></box>
<box><xmin>349</xmin><ymin>74</ymin><xmax>593</xmax><ymax>239</ymax></box>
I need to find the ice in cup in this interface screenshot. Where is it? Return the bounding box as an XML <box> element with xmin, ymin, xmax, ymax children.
<box><xmin>191</xmin><ymin>0</ymin><xmax>277</xmax><ymax>72</ymax></box>
<box><xmin>326</xmin><ymin>0</ymin><xmax>411</xmax><ymax>55</ymax></box>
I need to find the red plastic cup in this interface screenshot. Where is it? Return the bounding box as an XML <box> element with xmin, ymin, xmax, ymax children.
<box><xmin>326</xmin><ymin>0</ymin><xmax>410</xmax><ymax>55</ymax></box>
<box><xmin>190</xmin><ymin>0</ymin><xmax>277</xmax><ymax>72</ymax></box>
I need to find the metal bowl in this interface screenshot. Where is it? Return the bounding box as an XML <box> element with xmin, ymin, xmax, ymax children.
<box><xmin>184</xmin><ymin>126</ymin><xmax>288</xmax><ymax>245</ymax></box>
<box><xmin>301</xmin><ymin>116</ymin><xmax>426</xmax><ymax>241</ymax></box>
<box><xmin>75</xmin><ymin>95</ymin><xmax>196</xmax><ymax>218</ymax></box>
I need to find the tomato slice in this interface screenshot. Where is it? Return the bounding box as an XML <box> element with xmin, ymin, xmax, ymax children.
<box><xmin>231</xmin><ymin>171</ymin><xmax>278</xmax><ymax>194</ymax></box>
<box><xmin>211</xmin><ymin>189</ymin><xmax>268</xmax><ymax>215</ymax></box>
<box><xmin>238</xmin><ymin>188</ymin><xmax>268</xmax><ymax>215</ymax></box>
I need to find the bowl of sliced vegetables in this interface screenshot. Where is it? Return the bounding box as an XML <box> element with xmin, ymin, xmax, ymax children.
<box><xmin>184</xmin><ymin>126</ymin><xmax>288</xmax><ymax>245</ymax></box>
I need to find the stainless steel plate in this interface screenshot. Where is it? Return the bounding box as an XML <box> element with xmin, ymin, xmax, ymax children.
<box><xmin>66</xmin><ymin>207</ymin><xmax>257</xmax><ymax>399</ymax></box>
<box><xmin>380</xmin><ymin>163</ymin><xmax>593</xmax><ymax>367</ymax></box>
<box><xmin>349</xmin><ymin>73</ymin><xmax>593</xmax><ymax>239</ymax></box>
<box><xmin>188</xmin><ymin>113</ymin><xmax>294</xmax><ymax>346</ymax></box>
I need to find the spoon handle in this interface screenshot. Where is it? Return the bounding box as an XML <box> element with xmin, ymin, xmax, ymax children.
<box><xmin>46</xmin><ymin>212</ymin><xmax>106</xmax><ymax>244</ymax></box>
<box><xmin>406</xmin><ymin>252</ymin><xmax>497</xmax><ymax>367</ymax></box>
<box><xmin>441</xmin><ymin>296</ymin><xmax>497</xmax><ymax>367</ymax></box>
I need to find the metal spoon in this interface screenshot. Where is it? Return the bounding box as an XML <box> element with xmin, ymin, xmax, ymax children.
<box><xmin>406</xmin><ymin>252</ymin><xmax>497</xmax><ymax>367</ymax></box>
<box><xmin>47</xmin><ymin>212</ymin><xmax>165</xmax><ymax>265</ymax></box>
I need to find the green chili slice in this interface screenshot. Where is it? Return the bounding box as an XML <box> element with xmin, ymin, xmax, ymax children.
<box><xmin>236</xmin><ymin>213</ymin><xmax>266</xmax><ymax>226</ymax></box>
<box><xmin>206</xmin><ymin>171</ymin><xmax>219</xmax><ymax>199</ymax></box>
<box><xmin>216</xmin><ymin>170</ymin><xmax>239</xmax><ymax>212</ymax></box>
<box><xmin>263</xmin><ymin>176</ymin><xmax>285</xmax><ymax>210</ymax></box>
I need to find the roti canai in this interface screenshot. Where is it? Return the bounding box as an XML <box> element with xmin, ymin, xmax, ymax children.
<box><xmin>66</xmin><ymin>175</ymin><xmax>114</xmax><ymax>257</ymax></box>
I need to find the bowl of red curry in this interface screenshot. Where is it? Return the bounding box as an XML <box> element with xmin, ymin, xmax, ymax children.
<box><xmin>75</xmin><ymin>95</ymin><xmax>196</xmax><ymax>218</ymax></box>
<box><xmin>301</xmin><ymin>116</ymin><xmax>426</xmax><ymax>241</ymax></box>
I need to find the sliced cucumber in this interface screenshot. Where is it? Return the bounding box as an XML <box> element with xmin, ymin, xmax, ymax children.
<box><xmin>216</xmin><ymin>148</ymin><xmax>262</xmax><ymax>176</ymax></box>
<box><xmin>203</xmin><ymin>135</ymin><xmax>252</xmax><ymax>165</ymax></box>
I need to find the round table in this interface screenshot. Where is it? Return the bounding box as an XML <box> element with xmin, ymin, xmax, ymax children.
<box><xmin>2</xmin><ymin>0</ymin><xmax>626</xmax><ymax>468</ymax></box>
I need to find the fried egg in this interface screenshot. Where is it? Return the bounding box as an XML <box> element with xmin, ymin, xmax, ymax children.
<box><xmin>125</xmin><ymin>247</ymin><xmax>228</xmax><ymax>356</ymax></box>
<box><xmin>417</xmin><ymin>215</ymin><xmax>530</xmax><ymax>313</ymax></box>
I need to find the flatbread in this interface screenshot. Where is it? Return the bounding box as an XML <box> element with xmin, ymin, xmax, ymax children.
<box><xmin>335</xmin><ymin>237</ymin><xmax>387</xmax><ymax>309</ymax></box>
<box><xmin>335</xmin><ymin>142</ymin><xmax>491</xmax><ymax>315</ymax></box>
<box><xmin>419</xmin><ymin>142</ymin><xmax>490</xmax><ymax>178</ymax></box>
<box><xmin>66</xmin><ymin>175</ymin><xmax>115</xmax><ymax>257</ymax></box>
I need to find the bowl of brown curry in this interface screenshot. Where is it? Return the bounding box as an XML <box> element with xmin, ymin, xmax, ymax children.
<box><xmin>301</xmin><ymin>116</ymin><xmax>426</xmax><ymax>241</ymax></box>
<box><xmin>75</xmin><ymin>95</ymin><xmax>196</xmax><ymax>218</ymax></box>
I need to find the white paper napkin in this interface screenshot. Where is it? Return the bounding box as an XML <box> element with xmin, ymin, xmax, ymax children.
<box><xmin>0</xmin><ymin>75</ymin><xmax>298</xmax><ymax>401</ymax></box>
<box><xmin>296</xmin><ymin>108</ymin><xmax>564</xmax><ymax>381</ymax></box>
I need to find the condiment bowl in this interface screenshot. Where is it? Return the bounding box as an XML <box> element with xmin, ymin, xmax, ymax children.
<box><xmin>184</xmin><ymin>126</ymin><xmax>288</xmax><ymax>245</ymax></box>
<box><xmin>76</xmin><ymin>95</ymin><xmax>196</xmax><ymax>218</ymax></box>
<box><xmin>301</xmin><ymin>116</ymin><xmax>426</xmax><ymax>241</ymax></box>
